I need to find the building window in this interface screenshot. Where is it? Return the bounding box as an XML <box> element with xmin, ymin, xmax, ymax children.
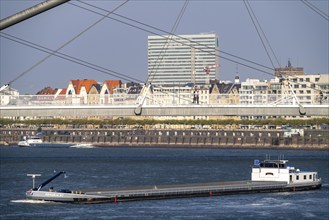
<box><xmin>315</xmin><ymin>78</ymin><xmax>320</xmax><ymax>82</ymax></box>
<box><xmin>306</xmin><ymin>78</ymin><xmax>310</xmax><ymax>82</ymax></box>
<box><xmin>296</xmin><ymin>175</ymin><xmax>299</xmax><ymax>180</ymax></box>
<box><xmin>304</xmin><ymin>175</ymin><xmax>307</xmax><ymax>180</ymax></box>
<box><xmin>309</xmin><ymin>175</ymin><xmax>312</xmax><ymax>180</ymax></box>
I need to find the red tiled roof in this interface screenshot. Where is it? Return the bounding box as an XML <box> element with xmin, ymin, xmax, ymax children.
<box><xmin>103</xmin><ymin>80</ymin><xmax>121</xmax><ymax>94</ymax></box>
<box><xmin>59</xmin><ymin>88</ymin><xmax>67</xmax><ymax>95</ymax></box>
<box><xmin>70</xmin><ymin>79</ymin><xmax>98</xmax><ymax>94</ymax></box>
<box><xmin>55</xmin><ymin>88</ymin><xmax>67</xmax><ymax>100</ymax></box>
<box><xmin>36</xmin><ymin>87</ymin><xmax>57</xmax><ymax>95</ymax></box>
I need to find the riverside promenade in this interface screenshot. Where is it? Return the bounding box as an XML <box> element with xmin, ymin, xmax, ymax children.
<box><xmin>1</xmin><ymin>128</ymin><xmax>328</xmax><ymax>150</ymax></box>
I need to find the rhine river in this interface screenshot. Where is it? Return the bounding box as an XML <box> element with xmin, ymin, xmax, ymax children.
<box><xmin>1</xmin><ymin>146</ymin><xmax>328</xmax><ymax>220</ymax></box>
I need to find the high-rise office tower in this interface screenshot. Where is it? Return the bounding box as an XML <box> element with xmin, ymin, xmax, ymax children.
<box><xmin>148</xmin><ymin>33</ymin><xmax>219</xmax><ymax>86</ymax></box>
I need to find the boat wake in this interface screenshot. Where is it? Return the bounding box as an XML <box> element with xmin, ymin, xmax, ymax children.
<box><xmin>70</xmin><ymin>144</ymin><xmax>96</xmax><ymax>149</ymax></box>
<box><xmin>11</xmin><ymin>199</ymin><xmax>53</xmax><ymax>204</ymax></box>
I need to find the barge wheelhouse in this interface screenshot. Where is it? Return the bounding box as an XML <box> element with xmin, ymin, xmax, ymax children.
<box><xmin>252</xmin><ymin>159</ymin><xmax>321</xmax><ymax>186</ymax></box>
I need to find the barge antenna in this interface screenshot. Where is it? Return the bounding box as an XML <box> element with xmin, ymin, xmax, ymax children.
<box><xmin>27</xmin><ymin>174</ymin><xmax>41</xmax><ymax>189</ymax></box>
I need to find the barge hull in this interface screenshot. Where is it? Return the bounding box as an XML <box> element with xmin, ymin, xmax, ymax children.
<box><xmin>27</xmin><ymin>180</ymin><xmax>322</xmax><ymax>204</ymax></box>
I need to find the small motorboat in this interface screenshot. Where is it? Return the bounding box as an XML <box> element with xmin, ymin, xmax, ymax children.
<box><xmin>18</xmin><ymin>136</ymin><xmax>43</xmax><ymax>147</ymax></box>
<box><xmin>18</xmin><ymin>139</ymin><xmax>30</xmax><ymax>147</ymax></box>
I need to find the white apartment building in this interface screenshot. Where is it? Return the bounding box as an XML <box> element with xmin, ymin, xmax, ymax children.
<box><xmin>151</xmin><ymin>84</ymin><xmax>209</xmax><ymax>120</ymax></box>
<box><xmin>148</xmin><ymin>33</ymin><xmax>219</xmax><ymax>86</ymax></box>
<box><xmin>273</xmin><ymin>62</ymin><xmax>328</xmax><ymax>105</ymax></box>
<box><xmin>239</xmin><ymin>74</ymin><xmax>329</xmax><ymax>107</ymax></box>
<box><xmin>151</xmin><ymin>85</ymin><xmax>209</xmax><ymax>105</ymax></box>
<box><xmin>152</xmin><ymin>85</ymin><xmax>192</xmax><ymax>105</ymax></box>
<box><xmin>0</xmin><ymin>86</ymin><xmax>19</xmax><ymax>105</ymax></box>
<box><xmin>279</xmin><ymin>74</ymin><xmax>328</xmax><ymax>105</ymax></box>
<box><xmin>317</xmin><ymin>74</ymin><xmax>329</xmax><ymax>98</ymax></box>
<box><xmin>240</xmin><ymin>79</ymin><xmax>269</xmax><ymax>105</ymax></box>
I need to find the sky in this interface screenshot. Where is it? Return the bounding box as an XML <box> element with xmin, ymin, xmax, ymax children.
<box><xmin>0</xmin><ymin>0</ymin><xmax>328</xmax><ymax>94</ymax></box>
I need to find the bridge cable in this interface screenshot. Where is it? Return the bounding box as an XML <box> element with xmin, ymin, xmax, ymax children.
<box><xmin>70</xmin><ymin>1</ymin><xmax>197</xmax><ymax>104</ymax></box>
<box><xmin>1</xmin><ymin>32</ymin><xmax>200</xmax><ymax>104</ymax></box>
<box><xmin>1</xmin><ymin>32</ymin><xmax>142</xmax><ymax>83</ymax></box>
<box><xmin>5</xmin><ymin>0</ymin><xmax>130</xmax><ymax>86</ymax></box>
<box><xmin>2</xmin><ymin>1</ymin><xmax>324</xmax><ymax>102</ymax></box>
<box><xmin>300</xmin><ymin>0</ymin><xmax>329</xmax><ymax>22</ymax></box>
<box><xmin>243</xmin><ymin>0</ymin><xmax>298</xmax><ymax>102</ymax></box>
<box><xmin>71</xmin><ymin>1</ymin><xmax>324</xmax><ymax>93</ymax></box>
<box><xmin>243</xmin><ymin>0</ymin><xmax>281</xmax><ymax>68</ymax></box>
<box><xmin>73</xmin><ymin>1</ymin><xmax>275</xmax><ymax>73</ymax></box>
<box><xmin>70</xmin><ymin>1</ymin><xmax>276</xmax><ymax>81</ymax></box>
<box><xmin>147</xmin><ymin>0</ymin><xmax>189</xmax><ymax>84</ymax></box>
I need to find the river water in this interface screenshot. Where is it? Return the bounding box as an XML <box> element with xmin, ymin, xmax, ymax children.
<box><xmin>0</xmin><ymin>146</ymin><xmax>328</xmax><ymax>220</ymax></box>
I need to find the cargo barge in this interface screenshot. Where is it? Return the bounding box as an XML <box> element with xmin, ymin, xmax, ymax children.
<box><xmin>25</xmin><ymin>158</ymin><xmax>322</xmax><ymax>204</ymax></box>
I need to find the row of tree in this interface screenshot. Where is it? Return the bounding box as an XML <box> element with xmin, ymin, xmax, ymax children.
<box><xmin>1</xmin><ymin>118</ymin><xmax>328</xmax><ymax>128</ymax></box>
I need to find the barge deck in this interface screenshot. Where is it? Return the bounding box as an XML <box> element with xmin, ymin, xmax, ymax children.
<box><xmin>81</xmin><ymin>180</ymin><xmax>320</xmax><ymax>203</ymax></box>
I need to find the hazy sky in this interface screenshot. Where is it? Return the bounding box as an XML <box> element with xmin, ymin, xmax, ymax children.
<box><xmin>1</xmin><ymin>0</ymin><xmax>328</xmax><ymax>94</ymax></box>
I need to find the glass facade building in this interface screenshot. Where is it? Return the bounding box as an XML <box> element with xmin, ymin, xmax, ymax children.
<box><xmin>148</xmin><ymin>33</ymin><xmax>219</xmax><ymax>86</ymax></box>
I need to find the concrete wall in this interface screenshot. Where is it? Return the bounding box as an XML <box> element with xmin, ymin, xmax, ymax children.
<box><xmin>1</xmin><ymin>129</ymin><xmax>328</xmax><ymax>149</ymax></box>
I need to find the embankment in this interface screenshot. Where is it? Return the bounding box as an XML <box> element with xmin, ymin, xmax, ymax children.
<box><xmin>0</xmin><ymin>128</ymin><xmax>328</xmax><ymax>150</ymax></box>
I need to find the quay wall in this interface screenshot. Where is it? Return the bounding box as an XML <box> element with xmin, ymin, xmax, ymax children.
<box><xmin>1</xmin><ymin>128</ymin><xmax>328</xmax><ymax>150</ymax></box>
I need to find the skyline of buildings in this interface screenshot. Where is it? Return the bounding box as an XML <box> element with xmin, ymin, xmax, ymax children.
<box><xmin>2</xmin><ymin>32</ymin><xmax>327</xmax><ymax>96</ymax></box>
<box><xmin>1</xmin><ymin>31</ymin><xmax>328</xmax><ymax>117</ymax></box>
<box><xmin>1</xmin><ymin>72</ymin><xmax>328</xmax><ymax>104</ymax></box>
<box><xmin>1</xmin><ymin>67</ymin><xmax>328</xmax><ymax>120</ymax></box>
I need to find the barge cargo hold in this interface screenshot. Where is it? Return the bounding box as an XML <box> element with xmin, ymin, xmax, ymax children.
<box><xmin>25</xmin><ymin>158</ymin><xmax>322</xmax><ymax>204</ymax></box>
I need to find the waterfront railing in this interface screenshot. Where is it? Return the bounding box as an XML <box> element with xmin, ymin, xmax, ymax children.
<box><xmin>1</xmin><ymin>94</ymin><xmax>328</xmax><ymax>107</ymax></box>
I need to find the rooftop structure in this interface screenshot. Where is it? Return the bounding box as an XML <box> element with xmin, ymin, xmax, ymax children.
<box><xmin>36</xmin><ymin>87</ymin><xmax>57</xmax><ymax>95</ymax></box>
<box><xmin>67</xmin><ymin>79</ymin><xmax>98</xmax><ymax>96</ymax></box>
<box><xmin>275</xmin><ymin>60</ymin><xmax>304</xmax><ymax>77</ymax></box>
<box><xmin>102</xmin><ymin>80</ymin><xmax>122</xmax><ymax>95</ymax></box>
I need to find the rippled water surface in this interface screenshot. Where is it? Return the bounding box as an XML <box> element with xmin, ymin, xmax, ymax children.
<box><xmin>1</xmin><ymin>146</ymin><xmax>328</xmax><ymax>219</ymax></box>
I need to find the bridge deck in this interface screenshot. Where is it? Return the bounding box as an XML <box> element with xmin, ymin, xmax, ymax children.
<box><xmin>1</xmin><ymin>104</ymin><xmax>328</xmax><ymax>117</ymax></box>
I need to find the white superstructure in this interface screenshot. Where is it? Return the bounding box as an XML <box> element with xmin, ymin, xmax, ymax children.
<box><xmin>251</xmin><ymin>159</ymin><xmax>320</xmax><ymax>184</ymax></box>
<box><xmin>18</xmin><ymin>136</ymin><xmax>43</xmax><ymax>147</ymax></box>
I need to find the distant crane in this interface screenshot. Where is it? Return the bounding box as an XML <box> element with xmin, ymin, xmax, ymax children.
<box><xmin>191</xmin><ymin>48</ymin><xmax>196</xmax><ymax>85</ymax></box>
<box><xmin>203</xmin><ymin>64</ymin><xmax>219</xmax><ymax>85</ymax></box>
